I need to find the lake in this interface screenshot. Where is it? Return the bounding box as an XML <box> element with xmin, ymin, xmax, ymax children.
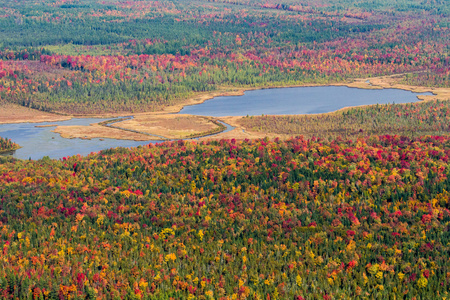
<box><xmin>179</xmin><ymin>86</ymin><xmax>432</xmax><ymax>116</ymax></box>
<box><xmin>0</xmin><ymin>86</ymin><xmax>432</xmax><ymax>160</ymax></box>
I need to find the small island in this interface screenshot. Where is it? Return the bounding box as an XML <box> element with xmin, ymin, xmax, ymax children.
<box><xmin>0</xmin><ymin>136</ymin><xmax>20</xmax><ymax>154</ymax></box>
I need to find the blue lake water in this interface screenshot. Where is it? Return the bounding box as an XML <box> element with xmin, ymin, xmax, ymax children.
<box><xmin>0</xmin><ymin>117</ymin><xmax>160</xmax><ymax>160</ymax></box>
<box><xmin>179</xmin><ymin>86</ymin><xmax>432</xmax><ymax>116</ymax></box>
<box><xmin>0</xmin><ymin>86</ymin><xmax>433</xmax><ymax>160</ymax></box>
<box><xmin>0</xmin><ymin>118</ymin><xmax>234</xmax><ymax>160</ymax></box>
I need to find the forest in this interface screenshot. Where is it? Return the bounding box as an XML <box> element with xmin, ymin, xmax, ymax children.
<box><xmin>0</xmin><ymin>0</ymin><xmax>448</xmax><ymax>114</ymax></box>
<box><xmin>0</xmin><ymin>0</ymin><xmax>450</xmax><ymax>299</ymax></box>
<box><xmin>238</xmin><ymin>100</ymin><xmax>450</xmax><ymax>140</ymax></box>
<box><xmin>2</xmin><ymin>136</ymin><xmax>450</xmax><ymax>299</ymax></box>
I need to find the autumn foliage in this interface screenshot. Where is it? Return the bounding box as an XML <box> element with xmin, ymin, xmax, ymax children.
<box><xmin>0</xmin><ymin>0</ymin><xmax>448</xmax><ymax>114</ymax></box>
<box><xmin>0</xmin><ymin>1</ymin><xmax>450</xmax><ymax>299</ymax></box>
<box><xmin>239</xmin><ymin>100</ymin><xmax>450</xmax><ymax>140</ymax></box>
<box><xmin>0</xmin><ymin>137</ymin><xmax>19</xmax><ymax>152</ymax></box>
<box><xmin>1</xmin><ymin>135</ymin><xmax>450</xmax><ymax>298</ymax></box>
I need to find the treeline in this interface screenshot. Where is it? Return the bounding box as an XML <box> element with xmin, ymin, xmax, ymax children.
<box><xmin>0</xmin><ymin>47</ymin><xmax>53</xmax><ymax>60</ymax></box>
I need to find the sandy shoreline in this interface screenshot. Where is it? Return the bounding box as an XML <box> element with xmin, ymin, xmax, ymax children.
<box><xmin>0</xmin><ymin>103</ymin><xmax>72</xmax><ymax>124</ymax></box>
<box><xmin>1</xmin><ymin>74</ymin><xmax>449</xmax><ymax>141</ymax></box>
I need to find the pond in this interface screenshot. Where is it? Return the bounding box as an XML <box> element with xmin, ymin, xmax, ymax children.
<box><xmin>179</xmin><ymin>86</ymin><xmax>432</xmax><ymax>116</ymax></box>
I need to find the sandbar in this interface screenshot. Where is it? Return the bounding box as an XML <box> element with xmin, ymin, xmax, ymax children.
<box><xmin>52</xmin><ymin>123</ymin><xmax>155</xmax><ymax>141</ymax></box>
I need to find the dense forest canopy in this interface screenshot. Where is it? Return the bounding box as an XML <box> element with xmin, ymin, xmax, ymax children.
<box><xmin>2</xmin><ymin>136</ymin><xmax>450</xmax><ymax>299</ymax></box>
<box><xmin>0</xmin><ymin>0</ymin><xmax>448</xmax><ymax>114</ymax></box>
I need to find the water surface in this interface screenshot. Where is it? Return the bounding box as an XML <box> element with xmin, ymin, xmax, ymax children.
<box><xmin>0</xmin><ymin>117</ymin><xmax>235</xmax><ymax>160</ymax></box>
<box><xmin>0</xmin><ymin>118</ymin><xmax>158</xmax><ymax>160</ymax></box>
<box><xmin>0</xmin><ymin>86</ymin><xmax>433</xmax><ymax>160</ymax></box>
<box><xmin>179</xmin><ymin>86</ymin><xmax>432</xmax><ymax>116</ymax></box>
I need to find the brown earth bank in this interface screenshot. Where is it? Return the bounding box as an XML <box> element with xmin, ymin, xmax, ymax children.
<box><xmin>52</xmin><ymin>123</ymin><xmax>155</xmax><ymax>141</ymax></box>
<box><xmin>113</xmin><ymin>114</ymin><xmax>222</xmax><ymax>139</ymax></box>
<box><xmin>52</xmin><ymin>114</ymin><xmax>224</xmax><ymax>141</ymax></box>
<box><xmin>1</xmin><ymin>74</ymin><xmax>449</xmax><ymax>141</ymax></box>
<box><xmin>0</xmin><ymin>103</ymin><xmax>72</xmax><ymax>124</ymax></box>
<box><xmin>35</xmin><ymin>124</ymin><xmax>59</xmax><ymax>128</ymax></box>
<box><xmin>344</xmin><ymin>74</ymin><xmax>450</xmax><ymax>101</ymax></box>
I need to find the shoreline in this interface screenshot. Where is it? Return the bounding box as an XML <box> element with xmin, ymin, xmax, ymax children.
<box><xmin>51</xmin><ymin>114</ymin><xmax>228</xmax><ymax>141</ymax></box>
<box><xmin>0</xmin><ymin>146</ymin><xmax>21</xmax><ymax>155</ymax></box>
<box><xmin>1</xmin><ymin>75</ymin><xmax>447</xmax><ymax>123</ymax></box>
<box><xmin>1</xmin><ymin>74</ymin><xmax>449</xmax><ymax>141</ymax></box>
